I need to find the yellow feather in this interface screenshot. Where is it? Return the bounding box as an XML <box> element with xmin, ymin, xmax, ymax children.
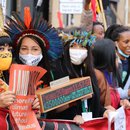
<box><xmin>0</xmin><ymin>4</ymin><xmax>9</xmax><ymax>37</ymax></box>
<box><xmin>0</xmin><ymin>4</ymin><xmax>4</xmax><ymax>29</ymax></box>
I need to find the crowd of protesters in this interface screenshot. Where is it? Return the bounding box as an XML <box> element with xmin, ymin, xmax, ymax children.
<box><xmin>0</xmin><ymin>0</ymin><xmax>130</xmax><ymax>129</ymax></box>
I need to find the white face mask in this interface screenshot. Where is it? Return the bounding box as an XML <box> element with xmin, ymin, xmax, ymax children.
<box><xmin>69</xmin><ymin>48</ymin><xmax>88</xmax><ymax>65</ymax></box>
<box><xmin>19</xmin><ymin>53</ymin><xmax>43</xmax><ymax>66</ymax></box>
<box><xmin>116</xmin><ymin>45</ymin><xmax>129</xmax><ymax>58</ymax></box>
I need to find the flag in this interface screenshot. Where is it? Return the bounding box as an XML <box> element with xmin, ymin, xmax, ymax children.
<box><xmin>90</xmin><ymin>0</ymin><xmax>101</xmax><ymax>21</ymax></box>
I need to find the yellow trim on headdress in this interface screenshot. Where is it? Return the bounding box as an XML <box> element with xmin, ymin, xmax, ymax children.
<box><xmin>0</xmin><ymin>4</ymin><xmax>9</xmax><ymax>37</ymax></box>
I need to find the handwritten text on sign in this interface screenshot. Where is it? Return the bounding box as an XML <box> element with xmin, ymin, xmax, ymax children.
<box><xmin>115</xmin><ymin>106</ymin><xmax>126</xmax><ymax>130</ymax></box>
<box><xmin>60</xmin><ymin>3</ymin><xmax>83</xmax><ymax>14</ymax></box>
<box><xmin>42</xmin><ymin>78</ymin><xmax>93</xmax><ymax>112</ymax></box>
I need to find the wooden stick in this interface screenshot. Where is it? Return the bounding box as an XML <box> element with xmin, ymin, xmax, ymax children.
<box><xmin>110</xmin><ymin>3</ymin><xmax>123</xmax><ymax>24</ymax></box>
<box><xmin>98</xmin><ymin>0</ymin><xmax>107</xmax><ymax>30</ymax></box>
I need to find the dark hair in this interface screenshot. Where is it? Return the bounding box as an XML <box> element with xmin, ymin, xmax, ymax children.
<box><xmin>92</xmin><ymin>21</ymin><xmax>104</xmax><ymax>34</ymax></box>
<box><xmin>92</xmin><ymin>39</ymin><xmax>116</xmax><ymax>70</ymax></box>
<box><xmin>105</xmin><ymin>24</ymin><xmax>130</xmax><ymax>87</ymax></box>
<box><xmin>105</xmin><ymin>24</ymin><xmax>130</xmax><ymax>41</ymax></box>
<box><xmin>15</xmin><ymin>35</ymin><xmax>52</xmax><ymax>86</ymax></box>
<box><xmin>64</xmin><ymin>40</ymin><xmax>95</xmax><ymax>78</ymax></box>
<box><xmin>92</xmin><ymin>38</ymin><xmax>122</xmax><ymax>87</ymax></box>
<box><xmin>63</xmin><ymin>39</ymin><xmax>101</xmax><ymax>117</ymax></box>
<box><xmin>93</xmin><ymin>21</ymin><xmax>104</xmax><ymax>27</ymax></box>
<box><xmin>0</xmin><ymin>36</ymin><xmax>12</xmax><ymax>46</ymax></box>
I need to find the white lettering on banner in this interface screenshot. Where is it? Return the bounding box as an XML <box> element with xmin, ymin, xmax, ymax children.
<box><xmin>60</xmin><ymin>3</ymin><xmax>83</xmax><ymax>14</ymax></box>
<box><xmin>12</xmin><ymin>111</ymin><xmax>27</xmax><ymax>117</ymax></box>
<box><xmin>16</xmin><ymin>98</ymin><xmax>33</xmax><ymax>104</ymax></box>
<box><xmin>115</xmin><ymin>106</ymin><xmax>126</xmax><ymax>130</ymax></box>
<box><xmin>10</xmin><ymin>97</ymin><xmax>36</xmax><ymax>127</ymax></box>
<box><xmin>12</xmin><ymin>105</ymin><xmax>28</xmax><ymax>110</ymax></box>
<box><xmin>15</xmin><ymin>118</ymin><xmax>28</xmax><ymax>124</ymax></box>
<box><xmin>19</xmin><ymin>123</ymin><xmax>36</xmax><ymax>129</ymax></box>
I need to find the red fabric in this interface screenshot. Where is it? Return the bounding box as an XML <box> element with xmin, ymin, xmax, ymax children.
<box><xmin>80</xmin><ymin>118</ymin><xmax>114</xmax><ymax>130</ymax></box>
<box><xmin>110</xmin><ymin>87</ymin><xmax>120</xmax><ymax>109</ymax></box>
<box><xmin>57</xmin><ymin>11</ymin><xmax>63</xmax><ymax>28</ymax></box>
<box><xmin>39</xmin><ymin>109</ymin><xmax>130</xmax><ymax>130</ymax></box>
<box><xmin>125</xmin><ymin>109</ymin><xmax>130</xmax><ymax>130</ymax></box>
<box><xmin>1</xmin><ymin>108</ymin><xmax>130</xmax><ymax>129</ymax></box>
<box><xmin>81</xmin><ymin>110</ymin><xmax>130</xmax><ymax>130</ymax></box>
<box><xmin>0</xmin><ymin>108</ymin><xmax>9</xmax><ymax>129</ymax></box>
<box><xmin>91</xmin><ymin>0</ymin><xmax>97</xmax><ymax>21</ymax></box>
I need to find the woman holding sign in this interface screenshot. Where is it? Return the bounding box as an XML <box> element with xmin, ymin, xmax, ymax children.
<box><xmin>0</xmin><ymin>29</ymin><xmax>15</xmax><ymax>129</ymax></box>
<box><xmin>5</xmin><ymin>7</ymin><xmax>63</xmax><ymax>123</ymax></box>
<box><xmin>5</xmin><ymin>7</ymin><xmax>63</xmax><ymax>88</ymax></box>
<box><xmin>47</xmin><ymin>30</ymin><xmax>114</xmax><ymax>125</ymax></box>
<box><xmin>0</xmin><ymin>8</ymin><xmax>50</xmax><ymax>130</ymax></box>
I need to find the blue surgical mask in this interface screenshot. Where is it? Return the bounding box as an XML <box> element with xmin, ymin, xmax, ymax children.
<box><xmin>117</xmin><ymin>46</ymin><xmax>129</xmax><ymax>58</ymax></box>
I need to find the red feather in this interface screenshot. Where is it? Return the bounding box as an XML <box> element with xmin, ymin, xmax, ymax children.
<box><xmin>24</xmin><ymin>7</ymin><xmax>32</xmax><ymax>29</ymax></box>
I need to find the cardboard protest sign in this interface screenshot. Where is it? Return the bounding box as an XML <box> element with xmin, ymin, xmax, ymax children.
<box><xmin>9</xmin><ymin>64</ymin><xmax>46</xmax><ymax>95</ymax></box>
<box><xmin>10</xmin><ymin>95</ymin><xmax>41</xmax><ymax>130</ymax></box>
<box><xmin>9</xmin><ymin>64</ymin><xmax>47</xmax><ymax>130</ymax></box>
<box><xmin>36</xmin><ymin>76</ymin><xmax>93</xmax><ymax>113</ymax></box>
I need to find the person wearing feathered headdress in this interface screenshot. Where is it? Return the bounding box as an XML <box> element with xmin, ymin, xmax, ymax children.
<box><xmin>5</xmin><ymin>7</ymin><xmax>63</xmax><ymax>87</ymax></box>
<box><xmin>0</xmin><ymin>4</ymin><xmax>15</xmax><ymax>129</ymax></box>
<box><xmin>46</xmin><ymin>28</ymin><xmax>115</xmax><ymax>124</ymax></box>
<box><xmin>0</xmin><ymin>6</ymin><xmax>50</xmax><ymax>129</ymax></box>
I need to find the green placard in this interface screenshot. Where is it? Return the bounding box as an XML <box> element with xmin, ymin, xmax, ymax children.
<box><xmin>42</xmin><ymin>78</ymin><xmax>93</xmax><ymax>111</ymax></box>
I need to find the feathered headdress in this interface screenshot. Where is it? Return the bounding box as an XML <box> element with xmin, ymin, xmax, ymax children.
<box><xmin>61</xmin><ymin>30</ymin><xmax>96</xmax><ymax>47</ymax></box>
<box><xmin>5</xmin><ymin>7</ymin><xmax>63</xmax><ymax>60</ymax></box>
<box><xmin>0</xmin><ymin>4</ymin><xmax>11</xmax><ymax>45</ymax></box>
<box><xmin>71</xmin><ymin>31</ymin><xmax>96</xmax><ymax>47</ymax></box>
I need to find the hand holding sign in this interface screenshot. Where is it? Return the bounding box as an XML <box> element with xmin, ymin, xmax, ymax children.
<box><xmin>0</xmin><ymin>91</ymin><xmax>15</xmax><ymax>108</ymax></box>
<box><xmin>120</xmin><ymin>99</ymin><xmax>130</xmax><ymax>109</ymax></box>
<box><xmin>36</xmin><ymin>77</ymin><xmax>93</xmax><ymax>113</ymax></box>
<box><xmin>9</xmin><ymin>64</ymin><xmax>46</xmax><ymax>130</ymax></box>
